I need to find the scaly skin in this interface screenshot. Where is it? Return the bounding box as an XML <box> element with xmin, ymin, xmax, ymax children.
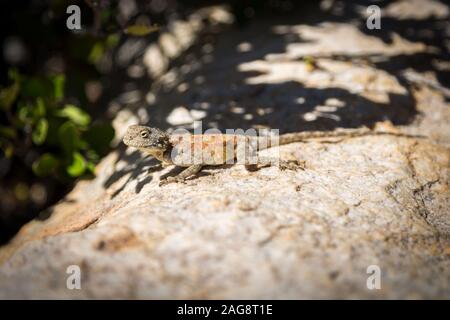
<box><xmin>122</xmin><ymin>124</ymin><xmax>419</xmax><ymax>185</ymax></box>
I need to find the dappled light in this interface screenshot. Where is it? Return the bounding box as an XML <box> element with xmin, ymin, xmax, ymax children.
<box><xmin>0</xmin><ymin>0</ymin><xmax>449</xmax><ymax>300</ymax></box>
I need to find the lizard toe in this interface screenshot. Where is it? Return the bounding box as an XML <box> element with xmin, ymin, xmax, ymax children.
<box><xmin>159</xmin><ymin>176</ymin><xmax>185</xmax><ymax>186</ymax></box>
<box><xmin>279</xmin><ymin>160</ymin><xmax>304</xmax><ymax>171</ymax></box>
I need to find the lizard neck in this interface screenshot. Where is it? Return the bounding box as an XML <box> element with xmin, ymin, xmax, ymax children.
<box><xmin>141</xmin><ymin>146</ymin><xmax>173</xmax><ymax>165</ymax></box>
<box><xmin>162</xmin><ymin>145</ymin><xmax>174</xmax><ymax>165</ymax></box>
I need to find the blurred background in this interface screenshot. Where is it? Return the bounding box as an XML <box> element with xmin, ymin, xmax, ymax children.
<box><xmin>0</xmin><ymin>0</ymin><xmax>449</xmax><ymax>244</ymax></box>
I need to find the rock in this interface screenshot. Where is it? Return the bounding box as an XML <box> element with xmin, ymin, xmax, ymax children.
<box><xmin>0</xmin><ymin>135</ymin><xmax>448</xmax><ymax>299</ymax></box>
<box><xmin>384</xmin><ymin>0</ymin><xmax>449</xmax><ymax>20</ymax></box>
<box><xmin>0</xmin><ymin>3</ymin><xmax>449</xmax><ymax>299</ymax></box>
<box><xmin>143</xmin><ymin>44</ymin><xmax>169</xmax><ymax>78</ymax></box>
<box><xmin>166</xmin><ymin>106</ymin><xmax>194</xmax><ymax>125</ymax></box>
<box><xmin>141</xmin><ymin>5</ymin><xmax>233</xmax><ymax>79</ymax></box>
<box><xmin>159</xmin><ymin>32</ymin><xmax>182</xmax><ymax>59</ymax></box>
<box><xmin>269</xmin><ymin>23</ymin><xmax>427</xmax><ymax>59</ymax></box>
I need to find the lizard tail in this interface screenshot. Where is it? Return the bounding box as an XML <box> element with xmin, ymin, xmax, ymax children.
<box><xmin>256</xmin><ymin>127</ymin><xmax>423</xmax><ymax>150</ymax></box>
<box><xmin>278</xmin><ymin>127</ymin><xmax>372</xmax><ymax>145</ymax></box>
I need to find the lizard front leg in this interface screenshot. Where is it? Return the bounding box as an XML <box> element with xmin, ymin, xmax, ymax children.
<box><xmin>159</xmin><ymin>164</ymin><xmax>203</xmax><ymax>186</ymax></box>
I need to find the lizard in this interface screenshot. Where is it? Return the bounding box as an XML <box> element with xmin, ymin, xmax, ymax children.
<box><xmin>122</xmin><ymin>124</ymin><xmax>418</xmax><ymax>185</ymax></box>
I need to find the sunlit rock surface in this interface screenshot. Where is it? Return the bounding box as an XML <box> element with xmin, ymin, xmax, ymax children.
<box><xmin>0</xmin><ymin>2</ymin><xmax>449</xmax><ymax>299</ymax></box>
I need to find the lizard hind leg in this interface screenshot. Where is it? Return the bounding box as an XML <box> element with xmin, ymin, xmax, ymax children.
<box><xmin>159</xmin><ymin>164</ymin><xmax>203</xmax><ymax>185</ymax></box>
<box><xmin>255</xmin><ymin>156</ymin><xmax>304</xmax><ymax>171</ymax></box>
<box><xmin>244</xmin><ymin>156</ymin><xmax>303</xmax><ymax>171</ymax></box>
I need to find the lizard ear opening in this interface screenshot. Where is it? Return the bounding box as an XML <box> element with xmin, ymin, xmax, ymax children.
<box><xmin>158</xmin><ymin>135</ymin><xmax>169</xmax><ymax>147</ymax></box>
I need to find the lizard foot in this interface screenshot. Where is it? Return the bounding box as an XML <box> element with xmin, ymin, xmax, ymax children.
<box><xmin>159</xmin><ymin>176</ymin><xmax>186</xmax><ymax>186</ymax></box>
<box><xmin>279</xmin><ymin>160</ymin><xmax>305</xmax><ymax>171</ymax></box>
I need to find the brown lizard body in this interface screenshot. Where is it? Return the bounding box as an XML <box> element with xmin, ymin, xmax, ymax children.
<box><xmin>122</xmin><ymin>125</ymin><xmax>417</xmax><ymax>185</ymax></box>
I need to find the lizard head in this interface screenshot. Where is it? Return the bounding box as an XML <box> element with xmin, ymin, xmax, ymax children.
<box><xmin>123</xmin><ymin>125</ymin><xmax>171</xmax><ymax>153</ymax></box>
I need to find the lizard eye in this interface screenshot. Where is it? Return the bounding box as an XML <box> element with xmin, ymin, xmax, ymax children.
<box><xmin>140</xmin><ymin>131</ymin><xmax>149</xmax><ymax>138</ymax></box>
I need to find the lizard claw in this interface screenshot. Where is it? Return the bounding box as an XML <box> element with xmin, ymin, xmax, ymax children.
<box><xmin>159</xmin><ymin>176</ymin><xmax>185</xmax><ymax>186</ymax></box>
<box><xmin>279</xmin><ymin>160</ymin><xmax>305</xmax><ymax>171</ymax></box>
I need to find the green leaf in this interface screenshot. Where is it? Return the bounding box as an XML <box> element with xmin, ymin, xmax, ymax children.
<box><xmin>85</xmin><ymin>149</ymin><xmax>99</xmax><ymax>162</ymax></box>
<box><xmin>0</xmin><ymin>126</ymin><xmax>16</xmax><ymax>139</ymax></box>
<box><xmin>34</xmin><ymin>97</ymin><xmax>46</xmax><ymax>117</ymax></box>
<box><xmin>83</xmin><ymin>122</ymin><xmax>115</xmax><ymax>154</ymax></box>
<box><xmin>22</xmin><ymin>77</ymin><xmax>51</xmax><ymax>97</ymax></box>
<box><xmin>106</xmin><ymin>34</ymin><xmax>120</xmax><ymax>48</ymax></box>
<box><xmin>17</xmin><ymin>102</ymin><xmax>32</xmax><ymax>122</ymax></box>
<box><xmin>52</xmin><ymin>74</ymin><xmax>65</xmax><ymax>101</ymax></box>
<box><xmin>89</xmin><ymin>42</ymin><xmax>105</xmax><ymax>64</ymax></box>
<box><xmin>45</xmin><ymin>118</ymin><xmax>64</xmax><ymax>146</ymax></box>
<box><xmin>0</xmin><ymin>142</ymin><xmax>14</xmax><ymax>158</ymax></box>
<box><xmin>125</xmin><ymin>24</ymin><xmax>159</xmax><ymax>36</ymax></box>
<box><xmin>56</xmin><ymin>104</ymin><xmax>91</xmax><ymax>126</ymax></box>
<box><xmin>32</xmin><ymin>153</ymin><xmax>59</xmax><ymax>176</ymax></box>
<box><xmin>58</xmin><ymin>121</ymin><xmax>79</xmax><ymax>155</ymax></box>
<box><xmin>4</xmin><ymin>144</ymin><xmax>14</xmax><ymax>158</ymax></box>
<box><xmin>8</xmin><ymin>69</ymin><xmax>20</xmax><ymax>82</ymax></box>
<box><xmin>66</xmin><ymin>152</ymin><xmax>86</xmax><ymax>177</ymax></box>
<box><xmin>32</xmin><ymin>118</ymin><xmax>48</xmax><ymax>145</ymax></box>
<box><xmin>86</xmin><ymin>161</ymin><xmax>96</xmax><ymax>173</ymax></box>
<box><xmin>0</xmin><ymin>81</ymin><xmax>19</xmax><ymax>110</ymax></box>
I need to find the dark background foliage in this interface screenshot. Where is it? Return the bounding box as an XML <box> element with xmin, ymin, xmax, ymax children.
<box><xmin>0</xmin><ymin>0</ymin><xmax>319</xmax><ymax>243</ymax></box>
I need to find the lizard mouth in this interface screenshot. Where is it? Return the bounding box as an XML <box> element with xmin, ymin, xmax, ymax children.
<box><xmin>123</xmin><ymin>140</ymin><xmax>153</xmax><ymax>149</ymax></box>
